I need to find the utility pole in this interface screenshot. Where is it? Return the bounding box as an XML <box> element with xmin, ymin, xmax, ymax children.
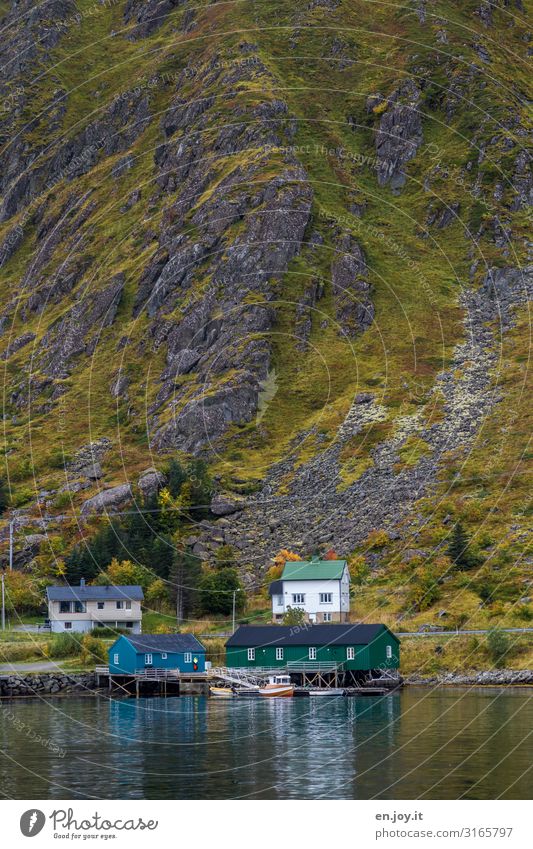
<box><xmin>232</xmin><ymin>590</ymin><xmax>236</xmax><ymax>634</ymax></box>
<box><xmin>1</xmin><ymin>570</ymin><xmax>5</xmax><ymax>631</ymax></box>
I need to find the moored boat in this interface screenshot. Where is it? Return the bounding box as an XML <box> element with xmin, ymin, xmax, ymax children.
<box><xmin>308</xmin><ymin>688</ymin><xmax>345</xmax><ymax>696</ymax></box>
<box><xmin>209</xmin><ymin>686</ymin><xmax>235</xmax><ymax>698</ymax></box>
<box><xmin>258</xmin><ymin>674</ymin><xmax>294</xmax><ymax>698</ymax></box>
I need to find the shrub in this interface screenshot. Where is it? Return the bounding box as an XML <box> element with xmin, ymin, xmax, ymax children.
<box><xmin>282</xmin><ymin>606</ymin><xmax>306</xmax><ymax>626</ymax></box>
<box><xmin>11</xmin><ymin>458</ymin><xmax>33</xmax><ymax>482</ymax></box>
<box><xmin>0</xmin><ymin>642</ymin><xmax>46</xmax><ymax>663</ymax></box>
<box><xmin>365</xmin><ymin>529</ymin><xmax>390</xmax><ymax>550</ymax></box>
<box><xmin>486</xmin><ymin>628</ymin><xmax>510</xmax><ymax>668</ymax></box>
<box><xmin>80</xmin><ymin>634</ymin><xmax>107</xmax><ymax>665</ymax></box>
<box><xmin>91</xmin><ymin>626</ymin><xmax>129</xmax><ymax>638</ymax></box>
<box><xmin>515</xmin><ymin>605</ymin><xmax>533</xmax><ymax>622</ymax></box>
<box><xmin>199</xmin><ymin>568</ymin><xmax>245</xmax><ymax>616</ymax></box>
<box><xmin>406</xmin><ymin>567</ymin><xmax>441</xmax><ymax>612</ymax></box>
<box><xmin>348</xmin><ymin>554</ymin><xmax>370</xmax><ymax>585</ymax></box>
<box><xmin>153</xmin><ymin>623</ymin><xmax>176</xmax><ymax>634</ymax></box>
<box><xmin>53</xmin><ymin>492</ymin><xmax>72</xmax><ymax>510</ymax></box>
<box><xmin>10</xmin><ymin>487</ymin><xmax>35</xmax><ymax>507</ymax></box>
<box><xmin>47</xmin><ymin>449</ymin><xmax>72</xmax><ymax>469</ymax></box>
<box><xmin>49</xmin><ymin>632</ymin><xmax>83</xmax><ymax>658</ymax></box>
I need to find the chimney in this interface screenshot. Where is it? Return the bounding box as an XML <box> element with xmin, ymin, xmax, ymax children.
<box><xmin>80</xmin><ymin>577</ymin><xmax>86</xmax><ymax>587</ymax></box>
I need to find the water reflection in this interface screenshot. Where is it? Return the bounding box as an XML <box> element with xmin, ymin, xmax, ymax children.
<box><xmin>0</xmin><ymin>688</ymin><xmax>531</xmax><ymax>799</ymax></box>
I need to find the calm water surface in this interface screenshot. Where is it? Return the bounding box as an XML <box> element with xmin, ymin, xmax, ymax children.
<box><xmin>1</xmin><ymin>688</ymin><xmax>531</xmax><ymax>799</ymax></box>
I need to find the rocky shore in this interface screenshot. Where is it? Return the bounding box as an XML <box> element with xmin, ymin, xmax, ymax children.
<box><xmin>406</xmin><ymin>669</ymin><xmax>533</xmax><ymax>687</ymax></box>
<box><xmin>0</xmin><ymin>672</ymin><xmax>97</xmax><ymax>698</ymax></box>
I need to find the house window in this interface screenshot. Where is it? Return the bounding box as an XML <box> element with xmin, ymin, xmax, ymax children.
<box><xmin>116</xmin><ymin>601</ymin><xmax>124</xmax><ymax>609</ymax></box>
<box><xmin>386</xmin><ymin>645</ymin><xmax>393</xmax><ymax>659</ymax></box>
<box><xmin>276</xmin><ymin>647</ymin><xmax>284</xmax><ymax>660</ymax></box>
<box><xmin>276</xmin><ymin>595</ymin><xmax>283</xmax><ymax>606</ymax></box>
<box><xmin>247</xmin><ymin>648</ymin><xmax>255</xmax><ymax>661</ymax></box>
<box><xmin>184</xmin><ymin>652</ymin><xmax>192</xmax><ymax>663</ymax></box>
<box><xmin>60</xmin><ymin>601</ymin><xmax>71</xmax><ymax>613</ymax></box>
<box><xmin>97</xmin><ymin>602</ymin><xmax>105</xmax><ymax>610</ymax></box>
<box><xmin>126</xmin><ymin>622</ymin><xmax>133</xmax><ymax>629</ymax></box>
<box><xmin>292</xmin><ymin>594</ymin><xmax>305</xmax><ymax>605</ymax></box>
<box><xmin>161</xmin><ymin>652</ymin><xmax>167</xmax><ymax>660</ymax></box>
<box><xmin>64</xmin><ymin>622</ymin><xmax>72</xmax><ymax>630</ymax></box>
<box><xmin>145</xmin><ymin>653</ymin><xmax>153</xmax><ymax>665</ymax></box>
<box><xmin>308</xmin><ymin>647</ymin><xmax>317</xmax><ymax>660</ymax></box>
<box><xmin>113</xmin><ymin>654</ymin><xmax>119</xmax><ymax>665</ymax></box>
<box><xmin>323</xmin><ymin>613</ymin><xmax>332</xmax><ymax>622</ymax></box>
<box><xmin>319</xmin><ymin>593</ymin><xmax>332</xmax><ymax>604</ymax></box>
<box><xmin>74</xmin><ymin>601</ymin><xmax>86</xmax><ymax>613</ymax></box>
<box><xmin>346</xmin><ymin>647</ymin><xmax>355</xmax><ymax>660</ymax></box>
<box><xmin>125</xmin><ymin>601</ymin><xmax>131</xmax><ymax>610</ymax></box>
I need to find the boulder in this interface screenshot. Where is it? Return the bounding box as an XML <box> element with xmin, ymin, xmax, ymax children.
<box><xmin>210</xmin><ymin>493</ymin><xmax>243</xmax><ymax>516</ymax></box>
<box><xmin>137</xmin><ymin>467</ymin><xmax>167</xmax><ymax>498</ymax></box>
<box><xmin>80</xmin><ymin>483</ymin><xmax>133</xmax><ymax>515</ymax></box>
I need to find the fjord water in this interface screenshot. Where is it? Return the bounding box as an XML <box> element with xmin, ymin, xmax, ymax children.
<box><xmin>1</xmin><ymin>688</ymin><xmax>531</xmax><ymax>799</ymax></box>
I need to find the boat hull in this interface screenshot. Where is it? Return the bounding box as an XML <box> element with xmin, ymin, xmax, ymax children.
<box><xmin>258</xmin><ymin>685</ymin><xmax>294</xmax><ymax>698</ymax></box>
<box><xmin>209</xmin><ymin>687</ymin><xmax>235</xmax><ymax>698</ymax></box>
<box><xmin>308</xmin><ymin>688</ymin><xmax>345</xmax><ymax>696</ymax></box>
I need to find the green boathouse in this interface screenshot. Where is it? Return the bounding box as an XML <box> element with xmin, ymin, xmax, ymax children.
<box><xmin>225</xmin><ymin>623</ymin><xmax>400</xmax><ymax>685</ymax></box>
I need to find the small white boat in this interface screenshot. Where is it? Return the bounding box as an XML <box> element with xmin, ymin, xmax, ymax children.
<box><xmin>259</xmin><ymin>674</ymin><xmax>294</xmax><ymax>698</ymax></box>
<box><xmin>308</xmin><ymin>688</ymin><xmax>345</xmax><ymax>696</ymax></box>
<box><xmin>209</xmin><ymin>686</ymin><xmax>235</xmax><ymax>698</ymax></box>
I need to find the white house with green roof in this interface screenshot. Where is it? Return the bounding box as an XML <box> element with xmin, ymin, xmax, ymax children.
<box><xmin>269</xmin><ymin>556</ymin><xmax>350</xmax><ymax>623</ymax></box>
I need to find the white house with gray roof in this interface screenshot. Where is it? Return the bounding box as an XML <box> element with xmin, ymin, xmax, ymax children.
<box><xmin>46</xmin><ymin>579</ymin><xmax>143</xmax><ymax>633</ymax></box>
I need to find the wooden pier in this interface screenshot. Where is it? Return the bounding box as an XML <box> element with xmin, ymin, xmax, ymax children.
<box><xmin>94</xmin><ymin>665</ymin><xmax>401</xmax><ymax>698</ymax></box>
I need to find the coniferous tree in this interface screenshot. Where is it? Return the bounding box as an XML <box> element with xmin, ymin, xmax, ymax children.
<box><xmin>0</xmin><ymin>478</ymin><xmax>8</xmax><ymax>515</ymax></box>
<box><xmin>167</xmin><ymin>459</ymin><xmax>187</xmax><ymax>498</ymax></box>
<box><xmin>187</xmin><ymin>458</ymin><xmax>213</xmax><ymax>518</ymax></box>
<box><xmin>169</xmin><ymin>547</ymin><xmax>202</xmax><ymax>624</ymax></box>
<box><xmin>447</xmin><ymin>522</ymin><xmax>481</xmax><ymax>570</ymax></box>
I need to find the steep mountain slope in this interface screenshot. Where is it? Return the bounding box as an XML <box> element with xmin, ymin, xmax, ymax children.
<box><xmin>0</xmin><ymin>0</ymin><xmax>531</xmax><ymax>621</ymax></box>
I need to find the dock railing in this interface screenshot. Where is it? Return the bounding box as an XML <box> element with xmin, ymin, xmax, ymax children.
<box><xmin>286</xmin><ymin>661</ymin><xmax>344</xmax><ymax>672</ymax></box>
<box><xmin>134</xmin><ymin>668</ymin><xmax>181</xmax><ymax>680</ymax></box>
<box><xmin>95</xmin><ymin>666</ymin><xmax>181</xmax><ymax>680</ymax></box>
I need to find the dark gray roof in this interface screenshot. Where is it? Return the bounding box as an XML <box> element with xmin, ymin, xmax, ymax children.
<box><xmin>226</xmin><ymin>624</ymin><xmax>399</xmax><ymax>648</ymax></box>
<box><xmin>123</xmin><ymin>634</ymin><xmax>205</xmax><ymax>653</ymax></box>
<box><xmin>268</xmin><ymin>580</ymin><xmax>283</xmax><ymax>596</ymax></box>
<box><xmin>46</xmin><ymin>584</ymin><xmax>144</xmax><ymax>602</ymax></box>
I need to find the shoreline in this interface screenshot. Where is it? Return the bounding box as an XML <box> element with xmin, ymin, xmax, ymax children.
<box><xmin>405</xmin><ymin>669</ymin><xmax>533</xmax><ymax>687</ymax></box>
<box><xmin>1</xmin><ymin>669</ymin><xmax>533</xmax><ymax>699</ymax></box>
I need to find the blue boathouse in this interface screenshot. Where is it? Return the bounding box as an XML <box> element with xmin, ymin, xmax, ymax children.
<box><xmin>108</xmin><ymin>634</ymin><xmax>206</xmax><ymax>674</ymax></box>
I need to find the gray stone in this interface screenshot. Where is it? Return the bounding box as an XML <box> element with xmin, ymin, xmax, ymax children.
<box><xmin>80</xmin><ymin>483</ymin><xmax>133</xmax><ymax>515</ymax></box>
<box><xmin>137</xmin><ymin>467</ymin><xmax>167</xmax><ymax>498</ymax></box>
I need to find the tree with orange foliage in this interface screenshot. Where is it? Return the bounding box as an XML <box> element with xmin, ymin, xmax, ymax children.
<box><xmin>324</xmin><ymin>548</ymin><xmax>339</xmax><ymax>561</ymax></box>
<box><xmin>264</xmin><ymin>548</ymin><xmax>301</xmax><ymax>587</ymax></box>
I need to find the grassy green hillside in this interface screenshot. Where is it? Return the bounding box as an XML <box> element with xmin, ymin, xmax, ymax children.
<box><xmin>0</xmin><ymin>0</ymin><xmax>530</xmax><ymax>634</ymax></box>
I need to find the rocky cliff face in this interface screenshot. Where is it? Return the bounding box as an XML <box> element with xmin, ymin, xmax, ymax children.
<box><xmin>0</xmin><ymin>0</ymin><xmax>530</xmax><ymax>583</ymax></box>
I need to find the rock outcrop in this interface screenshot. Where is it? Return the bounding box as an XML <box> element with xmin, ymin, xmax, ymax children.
<box><xmin>370</xmin><ymin>80</ymin><xmax>423</xmax><ymax>189</ymax></box>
